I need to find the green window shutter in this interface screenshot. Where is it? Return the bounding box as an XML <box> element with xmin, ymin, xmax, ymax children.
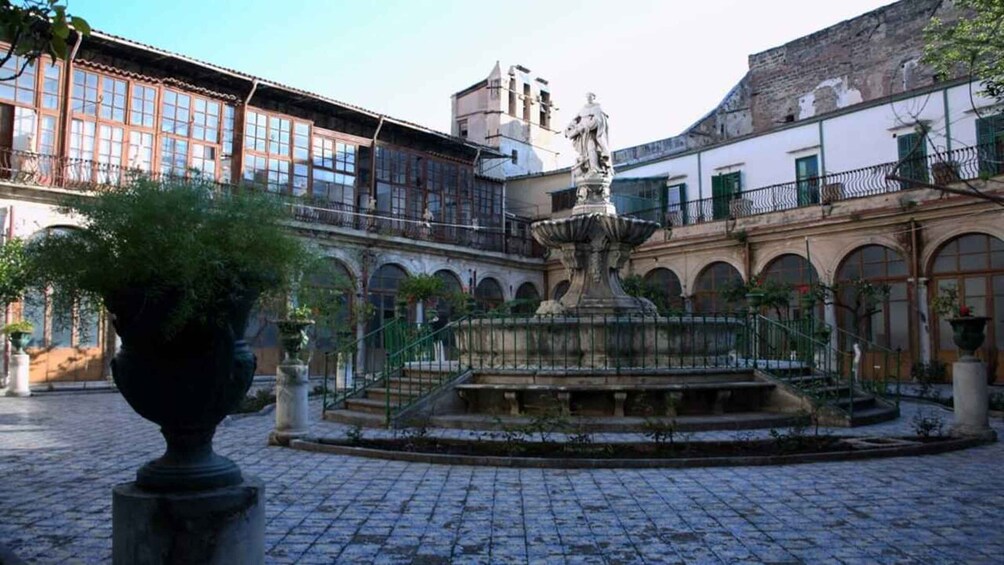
<box><xmin>976</xmin><ymin>115</ymin><xmax>1004</xmax><ymax>176</ymax></box>
<box><xmin>679</xmin><ymin>182</ymin><xmax>688</xmax><ymax>224</ymax></box>
<box><xmin>711</xmin><ymin>174</ymin><xmax>727</xmax><ymax>220</ymax></box>
<box><xmin>795</xmin><ymin>155</ymin><xmax>820</xmax><ymax>206</ymax></box>
<box><xmin>897</xmin><ymin>132</ymin><xmax>928</xmax><ymax>188</ymax></box>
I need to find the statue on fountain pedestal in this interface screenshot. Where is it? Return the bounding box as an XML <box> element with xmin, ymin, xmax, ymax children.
<box><xmin>565</xmin><ymin>93</ymin><xmax>615</xmax><ymax>215</ymax></box>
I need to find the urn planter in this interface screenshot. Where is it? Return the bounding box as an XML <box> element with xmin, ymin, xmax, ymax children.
<box><xmin>948</xmin><ymin>316</ymin><xmax>988</xmax><ymax>359</ymax></box>
<box><xmin>276</xmin><ymin>319</ymin><xmax>314</xmax><ymax>362</ymax></box>
<box><xmin>108</xmin><ymin>288</ymin><xmax>258</xmax><ymax>492</ymax></box>
<box><xmin>7</xmin><ymin>331</ymin><xmax>31</xmax><ymax>354</ymax></box>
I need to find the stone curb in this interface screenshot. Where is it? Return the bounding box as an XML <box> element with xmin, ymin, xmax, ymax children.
<box><xmin>289</xmin><ymin>435</ymin><xmax>993</xmax><ymax>469</ymax></box>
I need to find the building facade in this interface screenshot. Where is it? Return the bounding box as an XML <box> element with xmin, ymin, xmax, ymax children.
<box><xmin>0</xmin><ymin>32</ymin><xmax>546</xmax><ymax>383</ymax></box>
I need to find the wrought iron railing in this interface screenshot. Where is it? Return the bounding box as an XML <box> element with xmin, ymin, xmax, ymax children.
<box><xmin>832</xmin><ymin>325</ymin><xmax>903</xmax><ymax>408</ymax></box>
<box><xmin>0</xmin><ymin>147</ymin><xmax>545</xmax><ymax>258</ymax></box>
<box><xmin>619</xmin><ymin>143</ymin><xmax>1000</xmax><ymax>228</ymax></box>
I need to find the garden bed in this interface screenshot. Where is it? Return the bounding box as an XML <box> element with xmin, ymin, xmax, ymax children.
<box><xmin>291</xmin><ymin>433</ymin><xmax>992</xmax><ymax>469</ymax></box>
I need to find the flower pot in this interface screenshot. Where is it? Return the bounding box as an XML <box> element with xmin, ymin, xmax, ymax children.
<box><xmin>948</xmin><ymin>316</ymin><xmax>989</xmax><ymax>358</ymax></box>
<box><xmin>276</xmin><ymin>319</ymin><xmax>314</xmax><ymax>363</ymax></box>
<box><xmin>7</xmin><ymin>331</ymin><xmax>32</xmax><ymax>354</ymax></box>
<box><xmin>108</xmin><ymin>287</ymin><xmax>258</xmax><ymax>492</ymax></box>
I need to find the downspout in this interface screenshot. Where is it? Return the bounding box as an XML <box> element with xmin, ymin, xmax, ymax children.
<box><xmin>3</xmin><ymin>206</ymin><xmax>12</xmax><ymax>383</ymax></box>
<box><xmin>366</xmin><ymin>116</ymin><xmax>385</xmax><ymax>226</ymax></box>
<box><xmin>56</xmin><ymin>32</ymin><xmax>84</xmax><ymax>167</ymax></box>
<box><xmin>232</xmin><ymin>79</ymin><xmax>259</xmax><ymax>185</ymax></box>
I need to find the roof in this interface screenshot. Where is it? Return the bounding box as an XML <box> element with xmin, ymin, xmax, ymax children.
<box><xmin>85</xmin><ymin>30</ymin><xmax>503</xmax><ymax>159</ymax></box>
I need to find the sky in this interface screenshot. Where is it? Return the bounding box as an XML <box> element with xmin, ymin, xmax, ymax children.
<box><xmin>70</xmin><ymin>0</ymin><xmax>894</xmax><ymax>164</ymax></box>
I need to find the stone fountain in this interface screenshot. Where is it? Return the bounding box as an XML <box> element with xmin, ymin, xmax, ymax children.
<box><xmin>456</xmin><ymin>94</ymin><xmax>740</xmax><ymax>368</ymax></box>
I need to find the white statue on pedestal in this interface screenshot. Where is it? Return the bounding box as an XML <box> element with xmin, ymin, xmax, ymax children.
<box><xmin>566</xmin><ymin>93</ymin><xmax>613</xmax><ymax>209</ymax></box>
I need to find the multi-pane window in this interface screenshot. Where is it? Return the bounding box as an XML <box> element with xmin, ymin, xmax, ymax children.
<box><xmin>161</xmin><ymin>90</ymin><xmax>191</xmax><ymax>136</ymax></box>
<box><xmin>161</xmin><ymin>137</ymin><xmax>189</xmax><ymax>176</ymax></box>
<box><xmin>0</xmin><ymin>55</ymin><xmax>37</xmax><ymax>105</ymax></box>
<box><xmin>38</xmin><ymin>116</ymin><xmax>57</xmax><ymax>156</ymax></box>
<box><xmin>130</xmin><ymin>84</ymin><xmax>157</xmax><ymax>128</ymax></box>
<box><xmin>245</xmin><ymin>111</ymin><xmax>268</xmax><ymax>152</ymax></box>
<box><xmin>222</xmin><ymin>105</ymin><xmax>235</xmax><ymax>156</ymax></box>
<box><xmin>100</xmin><ymin>77</ymin><xmax>127</xmax><ymax>123</ymax></box>
<box><xmin>41</xmin><ymin>64</ymin><xmax>60</xmax><ymax>110</ymax></box>
<box><xmin>267</xmin><ymin>158</ymin><xmax>289</xmax><ymax>192</ymax></box>
<box><xmin>292</xmin><ymin>123</ymin><xmax>310</xmax><ymax>195</ymax></box>
<box><xmin>71</xmin><ymin>70</ymin><xmax>99</xmax><ymax>116</ymax></box>
<box><xmin>191</xmin><ymin>144</ymin><xmax>216</xmax><ymax>178</ymax></box>
<box><xmin>128</xmin><ymin>131</ymin><xmax>153</xmax><ymax>172</ymax></box>
<box><xmin>192</xmin><ymin>98</ymin><xmax>220</xmax><ymax>142</ymax></box>
<box><xmin>67</xmin><ymin>119</ymin><xmax>96</xmax><ymax>181</ymax></box>
<box><xmin>97</xmin><ymin>125</ymin><xmax>124</xmax><ymax>183</ymax></box>
<box><xmin>312</xmin><ymin>137</ymin><xmax>356</xmax><ymax>206</ymax></box>
<box><xmin>243</xmin><ymin>154</ymin><xmax>266</xmax><ymax>185</ymax></box>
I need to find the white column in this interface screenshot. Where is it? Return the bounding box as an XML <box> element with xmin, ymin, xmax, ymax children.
<box><xmin>916</xmin><ymin>277</ymin><xmax>932</xmax><ymax>362</ymax></box>
<box><xmin>951</xmin><ymin>358</ymin><xmax>995</xmax><ymax>439</ymax></box>
<box><xmin>824</xmin><ymin>298</ymin><xmax>838</xmax><ymax>370</ymax></box>
<box><xmin>269</xmin><ymin>361</ymin><xmax>310</xmax><ymax>446</ymax></box>
<box><xmin>354</xmin><ymin>290</ymin><xmax>367</xmax><ymax>379</ymax></box>
<box><xmin>5</xmin><ymin>352</ymin><xmax>30</xmax><ymax>397</ymax></box>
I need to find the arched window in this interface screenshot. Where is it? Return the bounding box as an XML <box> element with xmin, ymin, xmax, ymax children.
<box><xmin>368</xmin><ymin>264</ymin><xmax>408</xmax><ymax>330</ymax></box>
<box><xmin>513</xmin><ymin>282</ymin><xmax>541</xmax><ymax>314</ymax></box>
<box><xmin>835</xmin><ymin>245</ymin><xmax>909</xmax><ymax>349</ymax></box>
<box><xmin>552</xmin><ymin>280</ymin><xmax>570</xmax><ymax>301</ymax></box>
<box><xmin>930</xmin><ymin>233</ymin><xmax>1004</xmax><ymax>382</ymax></box>
<box><xmin>761</xmin><ymin>254</ymin><xmax>819</xmax><ymax>319</ymax></box>
<box><xmin>474</xmin><ymin>277</ymin><xmax>504</xmax><ymax>313</ymax></box>
<box><xmin>693</xmin><ymin>262</ymin><xmax>743</xmax><ymax>313</ymax></box>
<box><xmin>434</xmin><ymin>269</ymin><xmax>464</xmax><ymax>322</ymax></box>
<box><xmin>642</xmin><ymin>268</ymin><xmax>683</xmax><ymax>313</ymax></box>
<box><xmin>304</xmin><ymin>259</ymin><xmax>354</xmax><ymax>351</ymax></box>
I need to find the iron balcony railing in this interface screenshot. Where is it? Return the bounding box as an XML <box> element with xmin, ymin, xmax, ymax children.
<box><xmin>609</xmin><ymin>143</ymin><xmax>1001</xmax><ymax>227</ymax></box>
<box><xmin>0</xmin><ymin>147</ymin><xmax>545</xmax><ymax>258</ymax></box>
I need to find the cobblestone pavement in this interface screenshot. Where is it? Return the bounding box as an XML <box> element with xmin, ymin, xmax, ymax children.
<box><xmin>1</xmin><ymin>393</ymin><xmax>1002</xmax><ymax>564</ymax></box>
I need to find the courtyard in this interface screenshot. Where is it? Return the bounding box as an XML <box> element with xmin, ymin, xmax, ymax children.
<box><xmin>0</xmin><ymin>391</ymin><xmax>1001</xmax><ymax>564</ymax></box>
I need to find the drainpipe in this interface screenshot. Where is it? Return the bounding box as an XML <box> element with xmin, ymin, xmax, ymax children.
<box><xmin>231</xmin><ymin>79</ymin><xmax>259</xmax><ymax>185</ymax></box>
<box><xmin>911</xmin><ymin>219</ymin><xmax>931</xmax><ymax>362</ymax></box>
<box><xmin>365</xmin><ymin>116</ymin><xmax>385</xmax><ymax>227</ymax></box>
<box><xmin>56</xmin><ymin>32</ymin><xmax>84</xmax><ymax>167</ymax></box>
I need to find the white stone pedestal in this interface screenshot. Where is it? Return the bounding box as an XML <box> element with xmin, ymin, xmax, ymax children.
<box><xmin>5</xmin><ymin>352</ymin><xmax>30</xmax><ymax>397</ymax></box>
<box><xmin>269</xmin><ymin>361</ymin><xmax>309</xmax><ymax>446</ymax></box>
<box><xmin>951</xmin><ymin>358</ymin><xmax>996</xmax><ymax>439</ymax></box>
<box><xmin>112</xmin><ymin>477</ymin><xmax>264</xmax><ymax>565</ymax></box>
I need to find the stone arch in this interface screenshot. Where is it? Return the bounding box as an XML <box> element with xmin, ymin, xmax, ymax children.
<box><xmin>692</xmin><ymin>262</ymin><xmax>743</xmax><ymax>313</ymax></box>
<box><xmin>827</xmin><ymin>234</ymin><xmax>905</xmax><ymax>285</ymax></box>
<box><xmin>640</xmin><ymin>267</ymin><xmax>684</xmax><ymax>313</ymax></box>
<box><xmin>684</xmin><ymin>256</ymin><xmax>745</xmax><ymax>297</ymax></box>
<box><xmin>474</xmin><ymin>277</ymin><xmax>505</xmax><ymax>312</ymax></box>
<box><xmin>513</xmin><ymin>282</ymin><xmax>541</xmax><ymax>314</ymax></box>
<box><xmin>368</xmin><ymin>263</ymin><xmax>410</xmax><ymax>328</ymax></box>
<box><xmin>833</xmin><ymin>244</ymin><xmax>909</xmax><ymax>349</ymax></box>
<box><xmin>922</xmin><ymin>226</ymin><xmax>1004</xmax><ymax>276</ymax></box>
<box><xmin>433</xmin><ymin>269</ymin><xmax>464</xmax><ymax>321</ymax></box>
<box><xmin>752</xmin><ymin>248</ymin><xmax>825</xmax><ymax>286</ymax></box>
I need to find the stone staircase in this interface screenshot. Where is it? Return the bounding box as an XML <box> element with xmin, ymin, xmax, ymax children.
<box><xmin>761</xmin><ymin>365</ymin><xmax>898</xmax><ymax>426</ymax></box>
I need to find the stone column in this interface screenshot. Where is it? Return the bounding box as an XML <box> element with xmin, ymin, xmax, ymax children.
<box><xmin>354</xmin><ymin>291</ymin><xmax>367</xmax><ymax>382</ymax></box>
<box><xmin>269</xmin><ymin>360</ymin><xmax>310</xmax><ymax>446</ymax></box>
<box><xmin>5</xmin><ymin>352</ymin><xmax>30</xmax><ymax>397</ymax></box>
<box><xmin>916</xmin><ymin>277</ymin><xmax>932</xmax><ymax>362</ymax></box>
<box><xmin>824</xmin><ymin>298</ymin><xmax>839</xmax><ymax>370</ymax></box>
<box><xmin>951</xmin><ymin>357</ymin><xmax>995</xmax><ymax>439</ymax></box>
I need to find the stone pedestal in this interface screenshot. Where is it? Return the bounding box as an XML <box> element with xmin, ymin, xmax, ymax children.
<box><xmin>951</xmin><ymin>358</ymin><xmax>996</xmax><ymax>439</ymax></box>
<box><xmin>269</xmin><ymin>361</ymin><xmax>310</xmax><ymax>446</ymax></box>
<box><xmin>5</xmin><ymin>352</ymin><xmax>30</xmax><ymax>397</ymax></box>
<box><xmin>112</xmin><ymin>477</ymin><xmax>264</xmax><ymax>565</ymax></box>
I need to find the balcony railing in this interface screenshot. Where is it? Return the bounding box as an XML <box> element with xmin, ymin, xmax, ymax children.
<box><xmin>619</xmin><ymin>143</ymin><xmax>1000</xmax><ymax>228</ymax></box>
<box><xmin>0</xmin><ymin>148</ymin><xmax>545</xmax><ymax>258</ymax></box>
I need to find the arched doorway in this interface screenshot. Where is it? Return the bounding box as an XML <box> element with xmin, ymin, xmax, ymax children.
<box><xmin>693</xmin><ymin>262</ymin><xmax>743</xmax><ymax>313</ymax></box>
<box><xmin>433</xmin><ymin>269</ymin><xmax>464</xmax><ymax>322</ymax></box>
<box><xmin>513</xmin><ymin>282</ymin><xmax>541</xmax><ymax>314</ymax></box>
<box><xmin>761</xmin><ymin>253</ymin><xmax>820</xmax><ymax>320</ymax></box>
<box><xmin>304</xmin><ymin>259</ymin><xmax>354</xmax><ymax>351</ymax></box>
<box><xmin>368</xmin><ymin>264</ymin><xmax>408</xmax><ymax>331</ymax></box>
<box><xmin>929</xmin><ymin>233</ymin><xmax>1004</xmax><ymax>382</ymax></box>
<box><xmin>552</xmin><ymin>280</ymin><xmax>570</xmax><ymax>301</ymax></box>
<box><xmin>474</xmin><ymin>277</ymin><xmax>504</xmax><ymax>313</ymax></box>
<box><xmin>642</xmin><ymin>268</ymin><xmax>684</xmax><ymax>313</ymax></box>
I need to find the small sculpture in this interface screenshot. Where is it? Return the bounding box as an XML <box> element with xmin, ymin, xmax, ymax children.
<box><xmin>566</xmin><ymin>92</ymin><xmax>612</xmax><ymax>180</ymax></box>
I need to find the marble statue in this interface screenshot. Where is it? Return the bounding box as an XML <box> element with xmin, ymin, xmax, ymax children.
<box><xmin>566</xmin><ymin>92</ymin><xmax>612</xmax><ymax>180</ymax></box>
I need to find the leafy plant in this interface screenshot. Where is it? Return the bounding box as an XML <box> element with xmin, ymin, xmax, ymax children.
<box><xmin>924</xmin><ymin>0</ymin><xmax>1004</xmax><ymax>103</ymax></box>
<box><xmin>641</xmin><ymin>418</ymin><xmax>678</xmax><ymax>448</ymax></box>
<box><xmin>931</xmin><ymin>284</ymin><xmax>972</xmax><ymax>318</ymax></box>
<box><xmin>1</xmin><ymin>319</ymin><xmax>33</xmax><ymax>334</ymax></box>
<box><xmin>287</xmin><ymin>304</ymin><xmax>313</xmax><ymax>322</ymax></box>
<box><xmin>0</xmin><ymin>237</ymin><xmax>30</xmax><ymax>312</ymax></box>
<box><xmin>397</xmin><ymin>274</ymin><xmax>444</xmax><ymax>303</ymax></box>
<box><xmin>345</xmin><ymin>424</ymin><xmax>364</xmax><ymax>445</ymax></box>
<box><xmin>911</xmin><ymin>409</ymin><xmax>945</xmax><ymax>438</ymax></box>
<box><xmin>0</xmin><ymin>1</ymin><xmax>91</xmax><ymax>80</ymax></box>
<box><xmin>26</xmin><ymin>178</ymin><xmax>309</xmax><ymax>341</ymax></box>
<box><xmin>723</xmin><ymin>274</ymin><xmax>793</xmax><ymax>318</ymax></box>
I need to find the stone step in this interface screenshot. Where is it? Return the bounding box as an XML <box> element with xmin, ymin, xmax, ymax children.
<box><xmin>343</xmin><ymin>397</ymin><xmax>391</xmax><ymax>415</ymax></box>
<box><xmin>365</xmin><ymin>388</ymin><xmax>422</xmax><ymax>404</ymax></box>
<box><xmin>427</xmin><ymin>411</ymin><xmax>807</xmax><ymax>433</ymax></box>
<box><xmin>323</xmin><ymin>408</ymin><xmax>387</xmax><ymax>428</ymax></box>
<box><xmin>845</xmin><ymin>403</ymin><xmax>899</xmax><ymax>426</ymax></box>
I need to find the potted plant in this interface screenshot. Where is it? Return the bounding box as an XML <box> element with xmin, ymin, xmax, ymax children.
<box><xmin>2</xmin><ymin>319</ymin><xmax>33</xmax><ymax>354</ymax></box>
<box><xmin>397</xmin><ymin>273</ymin><xmax>444</xmax><ymax>325</ymax></box>
<box><xmin>275</xmin><ymin>304</ymin><xmax>315</xmax><ymax>363</ymax></box>
<box><xmin>27</xmin><ymin>178</ymin><xmax>307</xmax><ymax>491</ymax></box>
<box><xmin>932</xmin><ymin>285</ymin><xmax>989</xmax><ymax>358</ymax></box>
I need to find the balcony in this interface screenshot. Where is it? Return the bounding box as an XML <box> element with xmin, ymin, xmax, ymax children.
<box><xmin>0</xmin><ymin>148</ymin><xmax>545</xmax><ymax>259</ymax></box>
<box><xmin>619</xmin><ymin>143</ymin><xmax>1000</xmax><ymax>227</ymax></box>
